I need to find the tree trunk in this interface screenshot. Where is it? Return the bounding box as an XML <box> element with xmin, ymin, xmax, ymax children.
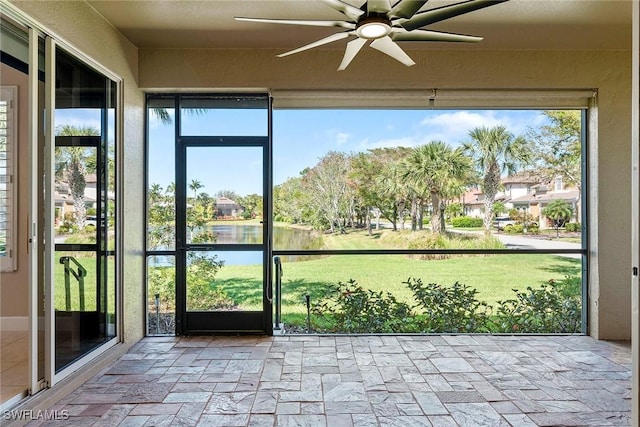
<box><xmin>70</xmin><ymin>162</ymin><xmax>87</xmax><ymax>228</ymax></box>
<box><xmin>430</xmin><ymin>192</ymin><xmax>442</xmax><ymax>234</ymax></box>
<box><xmin>482</xmin><ymin>163</ymin><xmax>500</xmax><ymax>235</ymax></box>
<box><xmin>410</xmin><ymin>198</ymin><xmax>418</xmax><ymax>232</ymax></box>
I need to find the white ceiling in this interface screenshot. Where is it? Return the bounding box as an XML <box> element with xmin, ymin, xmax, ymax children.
<box><xmin>87</xmin><ymin>0</ymin><xmax>631</xmax><ymax>51</ymax></box>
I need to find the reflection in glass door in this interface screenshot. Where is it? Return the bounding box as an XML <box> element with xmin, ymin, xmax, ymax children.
<box><xmin>177</xmin><ymin>142</ymin><xmax>270</xmax><ymax>334</ymax></box>
<box><xmin>53</xmin><ymin>48</ymin><xmax>117</xmax><ymax>372</ymax></box>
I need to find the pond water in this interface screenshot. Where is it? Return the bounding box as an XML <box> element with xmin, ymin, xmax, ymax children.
<box><xmin>190</xmin><ymin>224</ymin><xmax>322</xmax><ymax>265</ymax></box>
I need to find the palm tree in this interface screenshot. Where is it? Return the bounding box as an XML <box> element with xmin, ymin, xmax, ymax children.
<box><xmin>189</xmin><ymin>179</ymin><xmax>203</xmax><ymax>202</ymax></box>
<box><xmin>55</xmin><ymin>125</ymin><xmax>99</xmax><ymax>228</ymax></box>
<box><xmin>402</xmin><ymin>141</ymin><xmax>472</xmax><ymax>234</ymax></box>
<box><xmin>542</xmin><ymin>199</ymin><xmax>573</xmax><ymax>238</ymax></box>
<box><xmin>464</xmin><ymin>126</ymin><xmax>531</xmax><ymax>233</ymax></box>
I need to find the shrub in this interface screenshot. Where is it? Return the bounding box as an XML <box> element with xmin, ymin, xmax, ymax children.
<box><xmin>493</xmin><ymin>276</ymin><xmax>581</xmax><ymax>333</ymax></box>
<box><xmin>405</xmin><ymin>278</ymin><xmax>491</xmax><ymax>333</ymax></box>
<box><xmin>505</xmin><ymin>224</ymin><xmax>524</xmax><ymax>234</ymax></box>
<box><xmin>306</xmin><ymin>275</ymin><xmax>581</xmax><ymax>335</ymax></box>
<box><xmin>565</xmin><ymin>222</ymin><xmax>581</xmax><ymax>232</ymax></box>
<box><xmin>147</xmin><ymin>252</ymin><xmax>235</xmax><ymax>313</ymax></box>
<box><xmin>407</xmin><ymin>233</ymin><xmax>450</xmax><ymax>259</ymax></box>
<box><xmin>310</xmin><ymin>279</ymin><xmax>414</xmax><ymax>333</ymax></box>
<box><xmin>447</xmin><ymin>234</ymin><xmax>504</xmax><ymax>250</ymax></box>
<box><xmin>451</xmin><ymin>216</ymin><xmax>483</xmax><ymax>228</ymax></box>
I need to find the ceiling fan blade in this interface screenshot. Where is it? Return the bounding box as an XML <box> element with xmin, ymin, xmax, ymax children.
<box><xmin>235</xmin><ymin>17</ymin><xmax>355</xmax><ymax>29</ymax></box>
<box><xmin>277</xmin><ymin>32</ymin><xmax>351</xmax><ymax>58</ymax></box>
<box><xmin>401</xmin><ymin>0</ymin><xmax>509</xmax><ymax>31</ymax></box>
<box><xmin>388</xmin><ymin>0</ymin><xmax>429</xmax><ymax>19</ymax></box>
<box><xmin>338</xmin><ymin>38</ymin><xmax>368</xmax><ymax>70</ymax></box>
<box><xmin>368</xmin><ymin>0</ymin><xmax>392</xmax><ymax>14</ymax></box>
<box><xmin>321</xmin><ymin>0</ymin><xmax>365</xmax><ymax>22</ymax></box>
<box><xmin>392</xmin><ymin>29</ymin><xmax>482</xmax><ymax>42</ymax></box>
<box><xmin>370</xmin><ymin>36</ymin><xmax>416</xmax><ymax>67</ymax></box>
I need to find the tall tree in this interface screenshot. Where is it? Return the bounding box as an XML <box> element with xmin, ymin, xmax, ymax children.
<box><xmin>55</xmin><ymin>125</ymin><xmax>99</xmax><ymax>228</ymax></box>
<box><xmin>527</xmin><ymin>110</ymin><xmax>582</xmax><ymax>219</ymax></box>
<box><xmin>464</xmin><ymin>125</ymin><xmax>532</xmax><ymax>233</ymax></box>
<box><xmin>302</xmin><ymin>151</ymin><xmax>355</xmax><ymax>232</ymax></box>
<box><xmin>189</xmin><ymin>179</ymin><xmax>203</xmax><ymax>201</ymax></box>
<box><xmin>350</xmin><ymin>148</ymin><xmax>409</xmax><ymax>233</ymax></box>
<box><xmin>273</xmin><ymin>175</ymin><xmax>306</xmax><ymax>224</ymax></box>
<box><xmin>402</xmin><ymin>141</ymin><xmax>472</xmax><ymax>234</ymax></box>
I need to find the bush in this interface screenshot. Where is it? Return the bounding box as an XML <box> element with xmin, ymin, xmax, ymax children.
<box><xmin>407</xmin><ymin>233</ymin><xmax>449</xmax><ymax>259</ymax></box>
<box><xmin>493</xmin><ymin>276</ymin><xmax>581</xmax><ymax>333</ymax></box>
<box><xmin>565</xmin><ymin>222</ymin><xmax>581</xmax><ymax>232</ymax></box>
<box><xmin>505</xmin><ymin>224</ymin><xmax>524</xmax><ymax>234</ymax></box>
<box><xmin>405</xmin><ymin>278</ymin><xmax>491</xmax><ymax>333</ymax></box>
<box><xmin>311</xmin><ymin>279</ymin><xmax>414</xmax><ymax>333</ymax></box>
<box><xmin>451</xmin><ymin>216</ymin><xmax>483</xmax><ymax>228</ymax></box>
<box><xmin>147</xmin><ymin>252</ymin><xmax>235</xmax><ymax>314</ymax></box>
<box><xmin>306</xmin><ymin>275</ymin><xmax>582</xmax><ymax>335</ymax></box>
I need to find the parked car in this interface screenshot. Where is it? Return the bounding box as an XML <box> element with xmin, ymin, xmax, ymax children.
<box><xmin>85</xmin><ymin>215</ymin><xmax>97</xmax><ymax>227</ymax></box>
<box><xmin>492</xmin><ymin>216</ymin><xmax>516</xmax><ymax>230</ymax></box>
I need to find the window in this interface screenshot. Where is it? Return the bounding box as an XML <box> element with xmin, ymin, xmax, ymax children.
<box><xmin>555</xmin><ymin>175</ymin><xmax>564</xmax><ymax>191</ymax></box>
<box><xmin>0</xmin><ymin>86</ymin><xmax>16</xmax><ymax>272</ymax></box>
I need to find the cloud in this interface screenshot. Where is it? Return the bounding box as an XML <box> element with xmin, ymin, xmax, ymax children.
<box><xmin>419</xmin><ymin>110</ymin><xmax>541</xmax><ymax>144</ymax></box>
<box><xmin>336</xmin><ymin>132</ymin><xmax>350</xmax><ymax>145</ymax></box>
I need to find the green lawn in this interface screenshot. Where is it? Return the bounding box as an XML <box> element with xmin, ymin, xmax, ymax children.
<box><xmin>54</xmin><ymin>253</ymin><xmax>115</xmax><ymax>314</ymax></box>
<box><xmin>216</xmin><ymin>254</ymin><xmax>580</xmax><ymax>313</ymax></box>
<box><xmin>213</xmin><ymin>228</ymin><xmax>581</xmax><ymax>322</ymax></box>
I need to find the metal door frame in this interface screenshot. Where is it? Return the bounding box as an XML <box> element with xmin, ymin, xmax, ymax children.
<box><xmin>174</xmin><ymin>95</ymin><xmax>273</xmax><ymax>335</ymax></box>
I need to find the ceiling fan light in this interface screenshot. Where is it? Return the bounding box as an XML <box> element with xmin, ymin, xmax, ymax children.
<box><xmin>356</xmin><ymin>18</ymin><xmax>391</xmax><ymax>39</ymax></box>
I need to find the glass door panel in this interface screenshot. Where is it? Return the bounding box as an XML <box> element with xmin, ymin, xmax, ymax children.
<box><xmin>180</xmin><ymin>143</ymin><xmax>269</xmax><ymax>334</ymax></box>
<box><xmin>186</xmin><ymin>146</ymin><xmax>263</xmax><ymax>244</ymax></box>
<box><xmin>186</xmin><ymin>250</ymin><xmax>263</xmax><ymax>312</ymax></box>
<box><xmin>53</xmin><ymin>47</ymin><xmax>117</xmax><ymax>372</ymax></box>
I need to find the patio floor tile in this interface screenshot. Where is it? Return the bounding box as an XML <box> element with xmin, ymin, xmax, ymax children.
<box><xmin>22</xmin><ymin>335</ymin><xmax>630</xmax><ymax>426</ymax></box>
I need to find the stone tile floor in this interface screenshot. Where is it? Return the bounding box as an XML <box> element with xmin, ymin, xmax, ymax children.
<box><xmin>26</xmin><ymin>335</ymin><xmax>630</xmax><ymax>426</ymax></box>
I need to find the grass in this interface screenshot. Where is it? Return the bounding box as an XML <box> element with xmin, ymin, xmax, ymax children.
<box><xmin>217</xmin><ymin>253</ymin><xmax>580</xmax><ymax>313</ymax></box>
<box><xmin>212</xmin><ymin>228</ymin><xmax>581</xmax><ymax>324</ymax></box>
<box><xmin>54</xmin><ymin>253</ymin><xmax>115</xmax><ymax>314</ymax></box>
<box><xmin>57</xmin><ymin>225</ymin><xmax>578</xmax><ymax>331</ymax></box>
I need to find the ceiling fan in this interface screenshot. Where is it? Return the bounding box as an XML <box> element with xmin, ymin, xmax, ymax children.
<box><xmin>235</xmin><ymin>0</ymin><xmax>508</xmax><ymax>70</ymax></box>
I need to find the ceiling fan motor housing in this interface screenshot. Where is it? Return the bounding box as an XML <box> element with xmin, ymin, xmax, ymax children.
<box><xmin>355</xmin><ymin>15</ymin><xmax>392</xmax><ymax>39</ymax></box>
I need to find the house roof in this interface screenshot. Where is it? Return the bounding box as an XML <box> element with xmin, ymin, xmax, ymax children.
<box><xmin>510</xmin><ymin>190</ymin><xmax>580</xmax><ymax>204</ymax></box>
<box><xmin>501</xmin><ymin>171</ymin><xmax>543</xmax><ymax>185</ymax></box>
<box><xmin>216</xmin><ymin>197</ymin><xmax>239</xmax><ymax>206</ymax></box>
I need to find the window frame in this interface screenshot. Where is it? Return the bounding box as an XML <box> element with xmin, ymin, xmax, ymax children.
<box><xmin>0</xmin><ymin>85</ymin><xmax>17</xmax><ymax>272</ymax></box>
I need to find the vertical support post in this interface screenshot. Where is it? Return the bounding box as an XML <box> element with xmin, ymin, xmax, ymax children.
<box><xmin>305</xmin><ymin>294</ymin><xmax>311</xmax><ymax>334</ymax></box>
<box><xmin>273</xmin><ymin>256</ymin><xmax>282</xmax><ymax>331</ymax></box>
<box><xmin>61</xmin><ymin>257</ymin><xmax>71</xmax><ymax>311</ymax></box>
<box><xmin>155</xmin><ymin>293</ymin><xmax>160</xmax><ymax>335</ymax></box>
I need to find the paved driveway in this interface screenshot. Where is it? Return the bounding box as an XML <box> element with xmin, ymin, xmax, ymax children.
<box><xmin>451</xmin><ymin>229</ymin><xmax>583</xmax><ymax>259</ymax></box>
<box><xmin>492</xmin><ymin>233</ymin><xmax>583</xmax><ymax>259</ymax></box>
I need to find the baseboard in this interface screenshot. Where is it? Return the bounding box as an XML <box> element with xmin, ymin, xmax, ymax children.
<box><xmin>0</xmin><ymin>316</ymin><xmax>28</xmax><ymax>331</ymax></box>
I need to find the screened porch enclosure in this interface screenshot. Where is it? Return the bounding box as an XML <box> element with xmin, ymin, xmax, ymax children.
<box><xmin>145</xmin><ymin>96</ymin><xmax>588</xmax><ymax>336</ymax></box>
